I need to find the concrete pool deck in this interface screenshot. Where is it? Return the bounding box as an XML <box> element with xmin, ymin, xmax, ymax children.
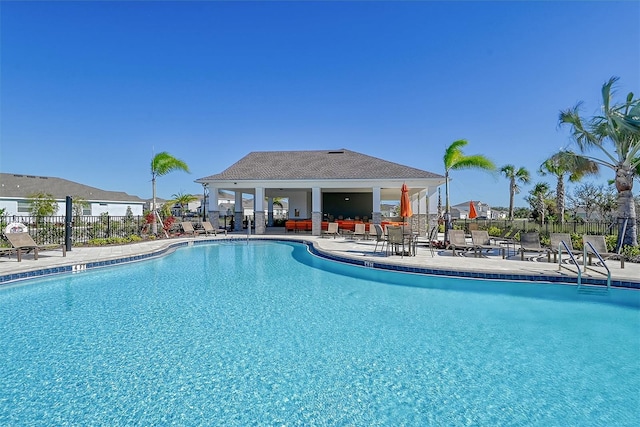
<box><xmin>1</xmin><ymin>230</ymin><xmax>639</xmax><ymax>288</ymax></box>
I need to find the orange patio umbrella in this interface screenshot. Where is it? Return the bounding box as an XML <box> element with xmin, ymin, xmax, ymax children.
<box><xmin>400</xmin><ymin>183</ymin><xmax>412</xmax><ymax>220</ymax></box>
<box><xmin>469</xmin><ymin>201</ymin><xmax>478</xmax><ymax>219</ymax></box>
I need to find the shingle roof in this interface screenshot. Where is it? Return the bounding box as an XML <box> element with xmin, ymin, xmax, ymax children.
<box><xmin>0</xmin><ymin>173</ymin><xmax>145</xmax><ymax>202</ymax></box>
<box><xmin>198</xmin><ymin>149</ymin><xmax>443</xmax><ymax>181</ymax></box>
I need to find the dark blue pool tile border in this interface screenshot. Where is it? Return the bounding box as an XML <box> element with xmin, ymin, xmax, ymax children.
<box><xmin>1</xmin><ymin>237</ymin><xmax>638</xmax><ymax>290</ymax></box>
<box><xmin>300</xmin><ymin>239</ymin><xmax>640</xmax><ymax>290</ymax></box>
<box><xmin>0</xmin><ymin>241</ymin><xmax>190</xmax><ymax>286</ymax></box>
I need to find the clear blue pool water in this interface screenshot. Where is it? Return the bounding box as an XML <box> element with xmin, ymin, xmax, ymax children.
<box><xmin>1</xmin><ymin>241</ymin><xmax>639</xmax><ymax>426</ymax></box>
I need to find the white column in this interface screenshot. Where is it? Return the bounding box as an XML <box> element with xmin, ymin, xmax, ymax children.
<box><xmin>372</xmin><ymin>187</ymin><xmax>382</xmax><ymax>224</ymax></box>
<box><xmin>208</xmin><ymin>186</ymin><xmax>219</xmax><ymax>229</ymax></box>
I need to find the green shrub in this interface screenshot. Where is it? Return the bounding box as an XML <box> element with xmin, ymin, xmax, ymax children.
<box><xmin>604</xmin><ymin>235</ymin><xmax>617</xmax><ymax>252</ymax></box>
<box><xmin>621</xmin><ymin>245</ymin><xmax>640</xmax><ymax>260</ymax></box>
<box><xmin>570</xmin><ymin>233</ymin><xmax>583</xmax><ymax>251</ymax></box>
<box><xmin>487</xmin><ymin>226</ymin><xmax>502</xmax><ymax>237</ymax></box>
<box><xmin>85</xmin><ymin>235</ymin><xmax>143</xmax><ymax>246</ymax></box>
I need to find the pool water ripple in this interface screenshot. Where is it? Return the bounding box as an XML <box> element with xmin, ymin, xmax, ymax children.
<box><xmin>0</xmin><ymin>241</ymin><xmax>638</xmax><ymax>426</ymax></box>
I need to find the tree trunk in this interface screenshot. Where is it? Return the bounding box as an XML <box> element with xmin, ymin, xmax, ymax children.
<box><xmin>557</xmin><ymin>177</ymin><xmax>565</xmax><ymax>224</ymax></box>
<box><xmin>509</xmin><ymin>178</ymin><xmax>515</xmax><ymax>221</ymax></box>
<box><xmin>538</xmin><ymin>194</ymin><xmax>545</xmax><ymax>225</ymax></box>
<box><xmin>615</xmin><ymin>164</ymin><xmax>637</xmax><ymax>249</ymax></box>
<box><xmin>444</xmin><ymin>170</ymin><xmax>451</xmax><ymax>244</ymax></box>
<box><xmin>151</xmin><ymin>177</ymin><xmax>158</xmax><ymax>235</ymax></box>
<box><xmin>616</xmin><ymin>190</ymin><xmax>638</xmax><ymax>249</ymax></box>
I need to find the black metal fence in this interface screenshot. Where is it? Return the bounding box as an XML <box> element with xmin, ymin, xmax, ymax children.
<box><xmin>1</xmin><ymin>215</ymin><xmax>147</xmax><ymax>246</ymax></box>
<box><xmin>2</xmin><ymin>214</ymin><xmax>638</xmax><ymax>247</ymax></box>
<box><xmin>451</xmin><ymin>218</ymin><xmax>636</xmax><ymax>236</ymax></box>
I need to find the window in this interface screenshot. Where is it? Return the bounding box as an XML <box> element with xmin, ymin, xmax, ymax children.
<box><xmin>17</xmin><ymin>201</ymin><xmax>30</xmax><ymax>213</ymax></box>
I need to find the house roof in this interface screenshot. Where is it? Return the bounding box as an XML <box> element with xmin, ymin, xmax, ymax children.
<box><xmin>197</xmin><ymin>149</ymin><xmax>444</xmax><ymax>181</ymax></box>
<box><xmin>0</xmin><ymin>173</ymin><xmax>145</xmax><ymax>203</ymax></box>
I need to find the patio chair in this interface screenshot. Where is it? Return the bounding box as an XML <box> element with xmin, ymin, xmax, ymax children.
<box><xmin>321</xmin><ymin>222</ymin><xmax>339</xmax><ymax>238</ymax></box>
<box><xmin>201</xmin><ymin>221</ymin><xmax>227</xmax><ymax>236</ymax></box>
<box><xmin>471</xmin><ymin>230</ymin><xmax>506</xmax><ymax>258</ymax></box>
<box><xmin>446</xmin><ymin>229</ymin><xmax>478</xmax><ymax>256</ymax></box>
<box><xmin>181</xmin><ymin>221</ymin><xmax>204</xmax><ymax>237</ymax></box>
<box><xmin>583</xmin><ymin>235</ymin><xmax>622</xmax><ymax>268</ymax></box>
<box><xmin>4</xmin><ymin>231</ymin><xmax>66</xmax><ymax>262</ymax></box>
<box><xmin>386</xmin><ymin>226</ymin><xmax>410</xmax><ymax>257</ymax></box>
<box><xmin>517</xmin><ymin>232</ymin><xmax>548</xmax><ymax>261</ymax></box>
<box><xmin>372</xmin><ymin>224</ymin><xmax>387</xmax><ymax>253</ymax></box>
<box><xmin>549</xmin><ymin>233</ymin><xmax>582</xmax><ymax>263</ymax></box>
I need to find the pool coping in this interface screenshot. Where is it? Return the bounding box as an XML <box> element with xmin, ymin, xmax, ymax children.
<box><xmin>1</xmin><ymin>237</ymin><xmax>639</xmax><ymax>289</ymax></box>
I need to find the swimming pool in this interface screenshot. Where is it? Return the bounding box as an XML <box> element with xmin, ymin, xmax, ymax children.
<box><xmin>1</xmin><ymin>241</ymin><xmax>638</xmax><ymax>425</ymax></box>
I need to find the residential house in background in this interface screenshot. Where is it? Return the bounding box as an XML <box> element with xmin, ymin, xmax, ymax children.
<box><xmin>450</xmin><ymin>200</ymin><xmax>493</xmax><ymax>220</ymax></box>
<box><xmin>0</xmin><ymin>173</ymin><xmax>146</xmax><ymax>216</ymax></box>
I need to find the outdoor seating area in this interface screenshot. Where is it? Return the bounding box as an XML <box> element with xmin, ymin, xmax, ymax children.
<box><xmin>2</xmin><ymin>229</ymin><xmax>66</xmax><ymax>262</ymax></box>
<box><xmin>285</xmin><ymin>219</ymin><xmax>407</xmax><ymax>234</ymax></box>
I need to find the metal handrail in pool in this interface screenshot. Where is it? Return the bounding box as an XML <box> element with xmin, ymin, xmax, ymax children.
<box><xmin>557</xmin><ymin>240</ymin><xmax>581</xmax><ymax>287</ymax></box>
<box><xmin>582</xmin><ymin>241</ymin><xmax>611</xmax><ymax>291</ymax></box>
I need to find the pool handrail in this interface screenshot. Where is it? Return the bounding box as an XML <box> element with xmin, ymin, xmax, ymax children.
<box><xmin>582</xmin><ymin>241</ymin><xmax>611</xmax><ymax>290</ymax></box>
<box><xmin>557</xmin><ymin>240</ymin><xmax>581</xmax><ymax>287</ymax></box>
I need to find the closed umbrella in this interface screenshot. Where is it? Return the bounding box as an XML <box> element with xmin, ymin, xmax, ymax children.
<box><xmin>400</xmin><ymin>183</ymin><xmax>412</xmax><ymax>219</ymax></box>
<box><xmin>399</xmin><ymin>183</ymin><xmax>413</xmax><ymax>255</ymax></box>
<box><xmin>469</xmin><ymin>201</ymin><xmax>478</xmax><ymax>219</ymax></box>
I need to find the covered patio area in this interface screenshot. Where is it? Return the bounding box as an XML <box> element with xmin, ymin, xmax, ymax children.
<box><xmin>195</xmin><ymin>149</ymin><xmax>445</xmax><ymax>236</ymax></box>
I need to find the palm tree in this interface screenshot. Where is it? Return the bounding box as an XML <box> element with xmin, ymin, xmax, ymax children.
<box><xmin>539</xmin><ymin>151</ymin><xmax>598</xmax><ymax>224</ymax></box>
<box><xmin>500</xmin><ymin>165</ymin><xmax>530</xmax><ymax>220</ymax></box>
<box><xmin>172</xmin><ymin>192</ymin><xmax>198</xmax><ymax>218</ymax></box>
<box><xmin>272</xmin><ymin>197</ymin><xmax>284</xmax><ymax>208</ymax></box>
<box><xmin>151</xmin><ymin>152</ymin><xmax>190</xmax><ymax>234</ymax></box>
<box><xmin>443</xmin><ymin>139</ymin><xmax>496</xmax><ymax>242</ymax></box>
<box><xmin>559</xmin><ymin>76</ymin><xmax>640</xmax><ymax>248</ymax></box>
<box><xmin>530</xmin><ymin>182</ymin><xmax>551</xmax><ymax>225</ymax></box>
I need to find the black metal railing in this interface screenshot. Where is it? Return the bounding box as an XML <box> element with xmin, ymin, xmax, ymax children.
<box><xmin>451</xmin><ymin>218</ymin><xmax>635</xmax><ymax>237</ymax></box>
<box><xmin>1</xmin><ymin>214</ymin><xmax>637</xmax><ymax>247</ymax></box>
<box><xmin>1</xmin><ymin>215</ymin><xmax>146</xmax><ymax>246</ymax></box>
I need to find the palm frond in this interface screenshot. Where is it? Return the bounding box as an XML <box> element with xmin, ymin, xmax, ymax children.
<box><xmin>443</xmin><ymin>139</ymin><xmax>468</xmax><ymax>170</ymax></box>
<box><xmin>452</xmin><ymin>155</ymin><xmax>496</xmax><ymax>171</ymax></box>
<box><xmin>152</xmin><ymin>152</ymin><xmax>190</xmax><ymax>177</ymax></box>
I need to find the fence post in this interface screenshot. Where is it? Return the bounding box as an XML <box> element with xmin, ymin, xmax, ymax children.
<box><xmin>65</xmin><ymin>196</ymin><xmax>73</xmax><ymax>252</ymax></box>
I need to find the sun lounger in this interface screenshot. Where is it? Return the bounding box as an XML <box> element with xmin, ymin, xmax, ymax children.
<box><xmin>583</xmin><ymin>235</ymin><xmax>623</xmax><ymax>268</ymax></box>
<box><xmin>517</xmin><ymin>232</ymin><xmax>548</xmax><ymax>261</ymax></box>
<box><xmin>181</xmin><ymin>221</ymin><xmax>204</xmax><ymax>237</ymax></box>
<box><xmin>0</xmin><ymin>247</ymin><xmax>17</xmax><ymax>260</ymax></box>
<box><xmin>471</xmin><ymin>230</ymin><xmax>506</xmax><ymax>258</ymax></box>
<box><xmin>4</xmin><ymin>231</ymin><xmax>66</xmax><ymax>262</ymax></box>
<box><xmin>321</xmin><ymin>222</ymin><xmax>339</xmax><ymax>238</ymax></box>
<box><xmin>549</xmin><ymin>233</ymin><xmax>582</xmax><ymax>263</ymax></box>
<box><xmin>447</xmin><ymin>229</ymin><xmax>478</xmax><ymax>256</ymax></box>
<box><xmin>201</xmin><ymin>221</ymin><xmax>227</xmax><ymax>236</ymax></box>
<box><xmin>351</xmin><ymin>223</ymin><xmax>367</xmax><ymax>240</ymax></box>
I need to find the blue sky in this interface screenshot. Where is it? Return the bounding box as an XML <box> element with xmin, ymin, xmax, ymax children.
<box><xmin>1</xmin><ymin>0</ymin><xmax>638</xmax><ymax>208</ymax></box>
